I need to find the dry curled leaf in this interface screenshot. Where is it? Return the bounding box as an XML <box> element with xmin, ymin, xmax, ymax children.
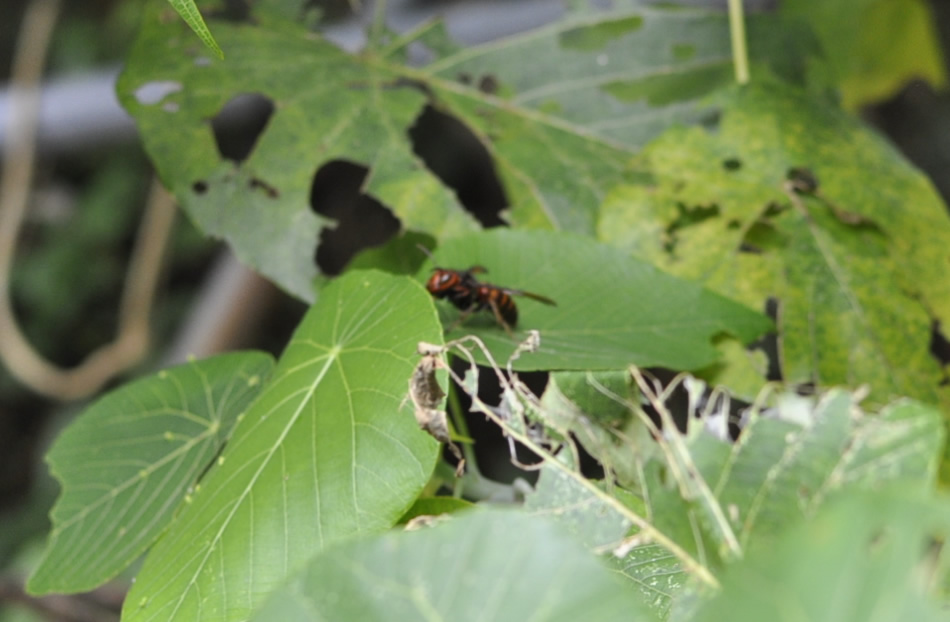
<box><xmin>407</xmin><ymin>347</ymin><xmax>465</xmax><ymax>476</ymax></box>
<box><xmin>404</xmin><ymin>514</ymin><xmax>452</xmax><ymax>531</ymax></box>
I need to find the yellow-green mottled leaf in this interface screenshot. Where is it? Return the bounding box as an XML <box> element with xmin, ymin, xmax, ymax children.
<box><xmin>599</xmin><ymin>80</ymin><xmax>950</xmax><ymax>415</ymax></box>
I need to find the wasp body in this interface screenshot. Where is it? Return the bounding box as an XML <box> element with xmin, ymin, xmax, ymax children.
<box><xmin>425</xmin><ymin>266</ymin><xmax>485</xmax><ymax>311</ymax></box>
<box><xmin>424</xmin><ymin>263</ymin><xmax>555</xmax><ymax>334</ymax></box>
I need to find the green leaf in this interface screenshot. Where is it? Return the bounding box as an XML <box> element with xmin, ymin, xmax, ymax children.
<box><xmin>524</xmin><ymin>464</ymin><xmax>638</xmax><ymax>551</ymax></box>
<box><xmin>27</xmin><ymin>352</ymin><xmax>274</xmax><ymax>594</ymax></box>
<box><xmin>704</xmin><ymin>392</ymin><xmax>943</xmax><ymax>545</ymax></box>
<box><xmin>346</xmin><ymin>230</ymin><xmax>436</xmax><ymax>276</ymax></box>
<box><xmin>693</xmin><ymin>488</ymin><xmax>950</xmax><ymax>622</ymax></box>
<box><xmin>167</xmin><ymin>0</ymin><xmax>224</xmax><ymax>59</ymax></box>
<box><xmin>539</xmin><ymin>370</ymin><xmax>644</xmax><ymax>488</ymax></box>
<box><xmin>599</xmin><ymin>80</ymin><xmax>950</xmax><ymax>411</ymax></box>
<box><xmin>117</xmin><ymin>3</ymin><xmax>812</xmax><ymax>300</ymax></box>
<box><xmin>397</xmin><ymin>496</ymin><xmax>474</xmax><ymax>524</ymax></box>
<box><xmin>782</xmin><ymin>0</ymin><xmax>946</xmax><ymax>109</ymax></box>
<box><xmin>249</xmin><ymin>509</ymin><xmax>658</xmax><ymax>622</ymax></box>
<box><xmin>420</xmin><ymin>230</ymin><xmax>771</xmax><ymax>371</ymax></box>
<box><xmin>121</xmin><ymin>271</ymin><xmax>443</xmax><ymax>622</ymax></box>
<box><xmin>524</xmin><ymin>387</ymin><xmax>945</xmax><ymax>616</ymax></box>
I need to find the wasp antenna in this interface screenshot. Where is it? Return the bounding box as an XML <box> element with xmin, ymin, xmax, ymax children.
<box><xmin>416</xmin><ymin>244</ymin><xmax>435</xmax><ymax>260</ymax></box>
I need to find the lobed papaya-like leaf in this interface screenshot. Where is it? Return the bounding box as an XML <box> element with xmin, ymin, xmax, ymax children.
<box><xmin>117</xmin><ymin>2</ymin><xmax>812</xmax><ymax>300</ymax></box>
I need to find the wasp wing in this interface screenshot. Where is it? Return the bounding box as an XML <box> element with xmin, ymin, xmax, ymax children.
<box><xmin>505</xmin><ymin>289</ymin><xmax>557</xmax><ymax>306</ymax></box>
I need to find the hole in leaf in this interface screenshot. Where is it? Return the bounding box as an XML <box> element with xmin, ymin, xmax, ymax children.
<box><xmin>723</xmin><ymin>157</ymin><xmax>742</xmax><ymax>171</ymax></box>
<box><xmin>408</xmin><ymin>105</ymin><xmax>507</xmax><ymax>227</ymax></box>
<box><xmin>211</xmin><ymin>93</ymin><xmax>275</xmax><ymax>163</ymax></box>
<box><xmin>134</xmin><ymin>80</ymin><xmax>182</xmax><ymax>106</ymax></box>
<box><xmin>192</xmin><ymin>180</ymin><xmax>208</xmax><ymax>194</ymax></box>
<box><xmin>763</xmin><ymin>202</ymin><xmax>787</xmax><ymax>218</ymax></box>
<box><xmin>787</xmin><ymin>166</ymin><xmax>819</xmax><ymax>194</ymax></box>
<box><xmin>700</xmin><ymin>109</ymin><xmax>722</xmax><ymax>131</ymax></box>
<box><xmin>206</xmin><ymin>0</ymin><xmax>252</xmax><ymax>22</ymax></box>
<box><xmin>749</xmin><ymin>297</ymin><xmax>782</xmax><ymax>381</ymax></box>
<box><xmin>478</xmin><ymin>75</ymin><xmax>500</xmax><ymax>95</ymax></box>
<box><xmin>930</xmin><ymin>321</ymin><xmax>950</xmax><ymax>384</ymax></box>
<box><xmin>309</xmin><ymin>160</ymin><xmax>401</xmax><ymax>275</ymax></box>
<box><xmin>795</xmin><ymin>382</ymin><xmax>817</xmax><ymax>396</ymax></box>
<box><xmin>447</xmin><ymin>357</ymin><xmax>545</xmax><ymax>485</ymax></box>
<box><xmin>664</xmin><ymin>203</ymin><xmax>720</xmax><ymax>255</ymax></box>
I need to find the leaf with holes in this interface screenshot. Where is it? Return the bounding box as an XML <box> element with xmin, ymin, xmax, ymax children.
<box><xmin>524</xmin><ymin>387</ymin><xmax>944</xmax><ymax>617</ymax></box>
<box><xmin>418</xmin><ymin>229</ymin><xmax>771</xmax><ymax>371</ymax></box>
<box><xmin>599</xmin><ymin>79</ymin><xmax>950</xmax><ymax>418</ymax></box>
<box><xmin>538</xmin><ymin>370</ymin><xmax>644</xmax><ymax>489</ymax></box>
<box><xmin>121</xmin><ymin>271</ymin><xmax>443</xmax><ymax>622</ymax></box>
<box><xmin>116</xmin><ymin>2</ymin><xmax>814</xmax><ymax>300</ymax></box>
<box><xmin>693</xmin><ymin>488</ymin><xmax>950</xmax><ymax>622</ymax></box>
<box><xmin>248</xmin><ymin>509</ymin><xmax>657</xmax><ymax>622</ymax></box>
<box><xmin>27</xmin><ymin>352</ymin><xmax>274</xmax><ymax>594</ymax></box>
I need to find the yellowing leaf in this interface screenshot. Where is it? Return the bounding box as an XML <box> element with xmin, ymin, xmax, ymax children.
<box><xmin>600</xmin><ymin>80</ymin><xmax>950</xmax><ymax>411</ymax></box>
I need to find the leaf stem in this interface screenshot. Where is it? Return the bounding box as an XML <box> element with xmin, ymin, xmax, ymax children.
<box><xmin>369</xmin><ymin>0</ymin><xmax>387</xmax><ymax>49</ymax></box>
<box><xmin>727</xmin><ymin>0</ymin><xmax>750</xmax><ymax>84</ymax></box>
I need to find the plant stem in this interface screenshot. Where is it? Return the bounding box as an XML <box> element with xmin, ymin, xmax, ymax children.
<box><xmin>437</xmin><ymin>337</ymin><xmax>721</xmax><ymax>590</ymax></box>
<box><xmin>727</xmin><ymin>0</ymin><xmax>750</xmax><ymax>84</ymax></box>
<box><xmin>369</xmin><ymin>0</ymin><xmax>387</xmax><ymax>48</ymax></box>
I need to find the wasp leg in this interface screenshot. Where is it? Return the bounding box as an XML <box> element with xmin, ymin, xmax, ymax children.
<box><xmin>488</xmin><ymin>298</ymin><xmax>515</xmax><ymax>338</ymax></box>
<box><xmin>444</xmin><ymin>307</ymin><xmax>475</xmax><ymax>333</ymax></box>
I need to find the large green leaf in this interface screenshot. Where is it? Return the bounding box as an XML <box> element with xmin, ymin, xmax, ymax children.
<box><xmin>121</xmin><ymin>271</ymin><xmax>443</xmax><ymax>622</ymax></box>
<box><xmin>27</xmin><ymin>352</ymin><xmax>274</xmax><ymax>594</ymax></box>
<box><xmin>599</xmin><ymin>80</ymin><xmax>950</xmax><ymax>410</ymax></box>
<box><xmin>248</xmin><ymin>509</ymin><xmax>658</xmax><ymax>622</ymax></box>
<box><xmin>117</xmin><ymin>2</ymin><xmax>812</xmax><ymax>300</ymax></box>
<box><xmin>524</xmin><ymin>386</ymin><xmax>944</xmax><ymax>617</ymax></box>
<box><xmin>418</xmin><ymin>230</ymin><xmax>771</xmax><ymax>371</ymax></box>
<box><xmin>692</xmin><ymin>488</ymin><xmax>950</xmax><ymax>622</ymax></box>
